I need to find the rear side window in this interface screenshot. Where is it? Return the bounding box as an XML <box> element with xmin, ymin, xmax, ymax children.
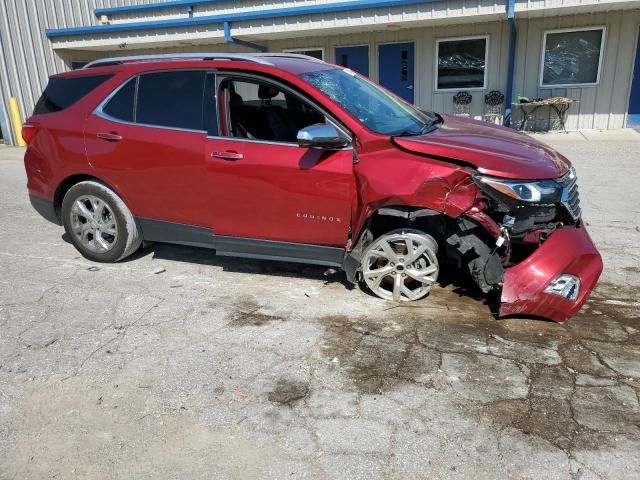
<box><xmin>33</xmin><ymin>74</ymin><xmax>112</xmax><ymax>115</ymax></box>
<box><xmin>136</xmin><ymin>71</ymin><xmax>206</xmax><ymax>130</ymax></box>
<box><xmin>103</xmin><ymin>78</ymin><xmax>136</xmax><ymax>122</ymax></box>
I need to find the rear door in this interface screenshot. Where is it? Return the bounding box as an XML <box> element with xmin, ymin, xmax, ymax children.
<box><xmin>84</xmin><ymin>70</ymin><xmax>210</xmax><ymax>226</ymax></box>
<box><xmin>379</xmin><ymin>42</ymin><xmax>415</xmax><ymax>103</ymax></box>
<box><xmin>204</xmin><ymin>74</ymin><xmax>354</xmax><ymax>247</ymax></box>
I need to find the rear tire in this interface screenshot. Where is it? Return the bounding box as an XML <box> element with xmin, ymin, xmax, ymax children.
<box><xmin>61</xmin><ymin>180</ymin><xmax>142</xmax><ymax>263</ymax></box>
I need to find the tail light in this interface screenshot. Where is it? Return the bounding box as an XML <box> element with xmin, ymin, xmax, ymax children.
<box><xmin>22</xmin><ymin>123</ymin><xmax>38</xmax><ymax>145</ymax></box>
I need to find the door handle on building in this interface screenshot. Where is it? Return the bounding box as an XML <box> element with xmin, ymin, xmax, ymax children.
<box><xmin>211</xmin><ymin>150</ymin><xmax>243</xmax><ymax>161</ymax></box>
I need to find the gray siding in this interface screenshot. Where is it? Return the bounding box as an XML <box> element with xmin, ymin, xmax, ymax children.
<box><xmin>513</xmin><ymin>10</ymin><xmax>640</xmax><ymax>130</ymax></box>
<box><xmin>0</xmin><ymin>0</ymin><xmax>153</xmax><ymax>144</ymax></box>
<box><xmin>60</xmin><ymin>15</ymin><xmax>637</xmax><ymax>125</ymax></box>
<box><xmin>1</xmin><ymin>0</ymin><xmax>639</xmax><ymax>143</ymax></box>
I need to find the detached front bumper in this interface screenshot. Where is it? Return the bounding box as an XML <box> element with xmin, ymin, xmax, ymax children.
<box><xmin>499</xmin><ymin>223</ymin><xmax>602</xmax><ymax>322</ymax></box>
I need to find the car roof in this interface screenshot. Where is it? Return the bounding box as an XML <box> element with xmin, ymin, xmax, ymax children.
<box><xmin>51</xmin><ymin>53</ymin><xmax>336</xmax><ymax>78</ymax></box>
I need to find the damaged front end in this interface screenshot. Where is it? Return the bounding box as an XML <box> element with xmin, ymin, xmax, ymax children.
<box><xmin>458</xmin><ymin>167</ymin><xmax>602</xmax><ymax>322</ymax></box>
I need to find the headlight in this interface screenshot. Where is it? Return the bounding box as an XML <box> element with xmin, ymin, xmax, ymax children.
<box><xmin>477</xmin><ymin>176</ymin><xmax>562</xmax><ymax>203</ymax></box>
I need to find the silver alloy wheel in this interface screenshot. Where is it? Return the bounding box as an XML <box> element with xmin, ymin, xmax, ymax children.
<box><xmin>69</xmin><ymin>195</ymin><xmax>118</xmax><ymax>253</ymax></box>
<box><xmin>362</xmin><ymin>230</ymin><xmax>439</xmax><ymax>302</ymax></box>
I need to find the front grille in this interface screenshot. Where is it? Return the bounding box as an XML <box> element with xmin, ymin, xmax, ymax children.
<box><xmin>557</xmin><ymin>168</ymin><xmax>581</xmax><ymax>220</ymax></box>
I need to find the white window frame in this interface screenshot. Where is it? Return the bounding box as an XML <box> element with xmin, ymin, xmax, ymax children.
<box><xmin>283</xmin><ymin>47</ymin><xmax>325</xmax><ymax>61</ymax></box>
<box><xmin>539</xmin><ymin>26</ymin><xmax>607</xmax><ymax>88</ymax></box>
<box><xmin>434</xmin><ymin>35</ymin><xmax>489</xmax><ymax>92</ymax></box>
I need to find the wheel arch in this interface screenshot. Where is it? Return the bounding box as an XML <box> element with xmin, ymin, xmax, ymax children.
<box><xmin>53</xmin><ymin>174</ymin><xmax>129</xmax><ymax>221</ymax></box>
<box><xmin>344</xmin><ymin>205</ymin><xmax>451</xmax><ymax>283</ymax></box>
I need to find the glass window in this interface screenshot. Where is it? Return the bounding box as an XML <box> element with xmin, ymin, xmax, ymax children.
<box><xmin>542</xmin><ymin>28</ymin><xmax>604</xmax><ymax>87</ymax></box>
<box><xmin>221</xmin><ymin>78</ymin><xmax>326</xmax><ymax>142</ymax></box>
<box><xmin>284</xmin><ymin>49</ymin><xmax>324</xmax><ymax>60</ymax></box>
<box><xmin>436</xmin><ymin>37</ymin><xmax>487</xmax><ymax>90</ymax></box>
<box><xmin>33</xmin><ymin>74</ymin><xmax>112</xmax><ymax>115</ymax></box>
<box><xmin>136</xmin><ymin>70</ymin><xmax>206</xmax><ymax>130</ymax></box>
<box><xmin>103</xmin><ymin>78</ymin><xmax>136</xmax><ymax>122</ymax></box>
<box><xmin>301</xmin><ymin>68</ymin><xmax>437</xmax><ymax>136</ymax></box>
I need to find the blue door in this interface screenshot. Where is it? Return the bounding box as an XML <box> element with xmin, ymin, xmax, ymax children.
<box><xmin>378</xmin><ymin>42</ymin><xmax>415</xmax><ymax>103</ymax></box>
<box><xmin>628</xmin><ymin>28</ymin><xmax>640</xmax><ymax>127</ymax></box>
<box><xmin>335</xmin><ymin>45</ymin><xmax>369</xmax><ymax>77</ymax></box>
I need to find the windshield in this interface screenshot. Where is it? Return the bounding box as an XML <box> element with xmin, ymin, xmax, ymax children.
<box><xmin>300</xmin><ymin>67</ymin><xmax>437</xmax><ymax>136</ymax></box>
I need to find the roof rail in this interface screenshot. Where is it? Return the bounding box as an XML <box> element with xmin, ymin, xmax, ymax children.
<box><xmin>253</xmin><ymin>52</ymin><xmax>326</xmax><ymax>63</ymax></box>
<box><xmin>83</xmin><ymin>52</ymin><xmax>277</xmax><ymax>69</ymax></box>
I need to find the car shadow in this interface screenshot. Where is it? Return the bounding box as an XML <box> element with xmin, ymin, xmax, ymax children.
<box><xmin>61</xmin><ymin>233</ymin><xmax>499</xmax><ymax>309</ymax></box>
<box><xmin>127</xmin><ymin>241</ymin><xmax>356</xmax><ymax>289</ymax></box>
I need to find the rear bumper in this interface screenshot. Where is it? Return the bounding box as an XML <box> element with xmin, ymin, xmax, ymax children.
<box><xmin>29</xmin><ymin>194</ymin><xmax>61</xmax><ymax>225</ymax></box>
<box><xmin>499</xmin><ymin>223</ymin><xmax>602</xmax><ymax>322</ymax></box>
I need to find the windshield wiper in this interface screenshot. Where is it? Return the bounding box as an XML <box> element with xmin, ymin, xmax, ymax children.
<box><xmin>422</xmin><ymin>114</ymin><xmax>443</xmax><ymax>132</ymax></box>
<box><xmin>392</xmin><ymin>115</ymin><xmax>443</xmax><ymax>137</ymax></box>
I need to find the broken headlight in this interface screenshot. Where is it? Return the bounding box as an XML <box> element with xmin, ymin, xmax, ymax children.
<box><xmin>477</xmin><ymin>176</ymin><xmax>562</xmax><ymax>203</ymax></box>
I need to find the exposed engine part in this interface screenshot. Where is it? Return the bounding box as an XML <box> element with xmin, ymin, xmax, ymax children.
<box><xmin>445</xmin><ymin>217</ymin><xmax>505</xmax><ymax>293</ymax></box>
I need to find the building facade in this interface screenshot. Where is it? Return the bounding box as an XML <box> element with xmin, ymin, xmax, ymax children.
<box><xmin>1</xmin><ymin>0</ymin><xmax>640</xmax><ymax>144</ymax></box>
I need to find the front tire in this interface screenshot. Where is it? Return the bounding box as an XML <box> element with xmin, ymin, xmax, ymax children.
<box><xmin>361</xmin><ymin>229</ymin><xmax>439</xmax><ymax>302</ymax></box>
<box><xmin>61</xmin><ymin>180</ymin><xmax>142</xmax><ymax>263</ymax></box>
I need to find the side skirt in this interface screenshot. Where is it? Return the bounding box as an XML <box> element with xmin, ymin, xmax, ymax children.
<box><xmin>136</xmin><ymin>217</ymin><xmax>345</xmax><ymax>268</ymax></box>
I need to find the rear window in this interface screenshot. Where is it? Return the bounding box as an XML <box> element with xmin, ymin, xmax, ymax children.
<box><xmin>33</xmin><ymin>74</ymin><xmax>112</xmax><ymax>115</ymax></box>
<box><xmin>136</xmin><ymin>71</ymin><xmax>206</xmax><ymax>130</ymax></box>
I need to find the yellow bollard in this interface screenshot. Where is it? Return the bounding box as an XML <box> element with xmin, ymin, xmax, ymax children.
<box><xmin>9</xmin><ymin>97</ymin><xmax>26</xmax><ymax>147</ymax></box>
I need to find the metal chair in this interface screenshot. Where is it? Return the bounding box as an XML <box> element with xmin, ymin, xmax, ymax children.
<box><xmin>453</xmin><ymin>91</ymin><xmax>472</xmax><ymax>117</ymax></box>
<box><xmin>483</xmin><ymin>90</ymin><xmax>504</xmax><ymax>124</ymax></box>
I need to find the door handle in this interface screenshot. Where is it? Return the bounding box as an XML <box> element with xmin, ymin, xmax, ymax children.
<box><xmin>97</xmin><ymin>132</ymin><xmax>123</xmax><ymax>142</ymax></box>
<box><xmin>211</xmin><ymin>150</ymin><xmax>243</xmax><ymax>161</ymax></box>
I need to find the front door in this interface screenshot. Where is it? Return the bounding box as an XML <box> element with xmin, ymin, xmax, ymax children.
<box><xmin>335</xmin><ymin>45</ymin><xmax>370</xmax><ymax>76</ymax></box>
<box><xmin>628</xmin><ymin>27</ymin><xmax>640</xmax><ymax>127</ymax></box>
<box><xmin>378</xmin><ymin>42</ymin><xmax>415</xmax><ymax>103</ymax></box>
<box><xmin>205</xmin><ymin>75</ymin><xmax>354</xmax><ymax>247</ymax></box>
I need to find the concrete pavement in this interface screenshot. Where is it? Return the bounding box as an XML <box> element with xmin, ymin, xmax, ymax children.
<box><xmin>0</xmin><ymin>131</ymin><xmax>639</xmax><ymax>479</ymax></box>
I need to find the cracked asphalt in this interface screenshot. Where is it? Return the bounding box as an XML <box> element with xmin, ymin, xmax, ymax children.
<box><xmin>1</xmin><ymin>129</ymin><xmax>639</xmax><ymax>479</ymax></box>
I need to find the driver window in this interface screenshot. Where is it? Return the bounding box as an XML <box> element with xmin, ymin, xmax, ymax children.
<box><xmin>220</xmin><ymin>79</ymin><xmax>326</xmax><ymax>143</ymax></box>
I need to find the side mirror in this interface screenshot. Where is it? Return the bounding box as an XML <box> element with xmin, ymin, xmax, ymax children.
<box><xmin>297</xmin><ymin>124</ymin><xmax>350</xmax><ymax>150</ymax></box>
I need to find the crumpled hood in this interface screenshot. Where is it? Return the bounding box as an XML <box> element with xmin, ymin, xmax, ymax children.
<box><xmin>393</xmin><ymin>114</ymin><xmax>571</xmax><ymax>180</ymax></box>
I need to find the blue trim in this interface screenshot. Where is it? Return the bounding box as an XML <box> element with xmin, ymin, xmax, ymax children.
<box><xmin>223</xmin><ymin>21</ymin><xmax>267</xmax><ymax>52</ymax></box>
<box><xmin>48</xmin><ymin>0</ymin><xmax>443</xmax><ymax>38</ymax></box>
<box><xmin>627</xmin><ymin>114</ymin><xmax>640</xmax><ymax>127</ymax></box>
<box><xmin>627</xmin><ymin>29</ymin><xmax>640</xmax><ymax>127</ymax></box>
<box><xmin>503</xmin><ymin>0</ymin><xmax>516</xmax><ymax>127</ymax></box>
<box><xmin>95</xmin><ymin>0</ymin><xmax>232</xmax><ymax>17</ymax></box>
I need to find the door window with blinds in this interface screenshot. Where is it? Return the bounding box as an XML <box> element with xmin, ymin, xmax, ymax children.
<box><xmin>540</xmin><ymin>27</ymin><xmax>605</xmax><ymax>87</ymax></box>
<box><xmin>435</xmin><ymin>36</ymin><xmax>488</xmax><ymax>91</ymax></box>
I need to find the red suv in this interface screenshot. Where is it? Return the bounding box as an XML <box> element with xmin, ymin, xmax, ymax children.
<box><xmin>23</xmin><ymin>53</ymin><xmax>602</xmax><ymax>322</ymax></box>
